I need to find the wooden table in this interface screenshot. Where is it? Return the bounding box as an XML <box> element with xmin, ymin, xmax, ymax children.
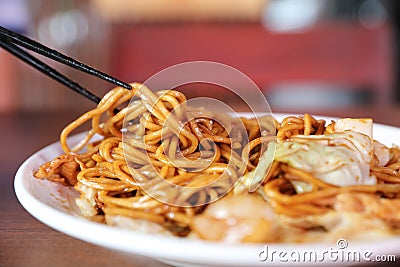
<box><xmin>1</xmin><ymin>106</ymin><xmax>399</xmax><ymax>267</ymax></box>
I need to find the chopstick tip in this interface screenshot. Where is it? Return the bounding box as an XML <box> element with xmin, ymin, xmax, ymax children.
<box><xmin>120</xmin><ymin>82</ymin><xmax>132</xmax><ymax>90</ymax></box>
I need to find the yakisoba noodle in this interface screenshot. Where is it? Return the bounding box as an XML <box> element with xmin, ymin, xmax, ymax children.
<box><xmin>262</xmin><ymin>115</ymin><xmax>400</xmax><ymax>218</ymax></box>
<box><xmin>35</xmin><ymin>82</ymin><xmax>400</xmax><ymax>243</ymax></box>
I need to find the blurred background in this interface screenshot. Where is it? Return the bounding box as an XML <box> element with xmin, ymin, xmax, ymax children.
<box><xmin>0</xmin><ymin>0</ymin><xmax>399</xmax><ymax>114</ymax></box>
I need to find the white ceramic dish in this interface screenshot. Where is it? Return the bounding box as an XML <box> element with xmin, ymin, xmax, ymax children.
<box><xmin>14</xmin><ymin>114</ymin><xmax>400</xmax><ymax>267</ymax></box>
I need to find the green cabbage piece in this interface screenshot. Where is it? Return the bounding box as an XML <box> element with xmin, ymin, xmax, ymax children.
<box><xmin>275</xmin><ymin>131</ymin><xmax>376</xmax><ymax>193</ymax></box>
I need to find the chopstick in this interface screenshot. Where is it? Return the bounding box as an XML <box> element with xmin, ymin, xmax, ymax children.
<box><xmin>0</xmin><ymin>38</ymin><xmax>102</xmax><ymax>104</ymax></box>
<box><xmin>0</xmin><ymin>26</ymin><xmax>132</xmax><ymax>104</ymax></box>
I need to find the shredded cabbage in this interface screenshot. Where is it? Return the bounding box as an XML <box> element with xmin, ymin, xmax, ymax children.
<box><xmin>275</xmin><ymin>131</ymin><xmax>376</xmax><ymax>193</ymax></box>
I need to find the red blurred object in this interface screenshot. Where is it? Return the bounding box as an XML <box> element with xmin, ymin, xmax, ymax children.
<box><xmin>0</xmin><ymin>50</ymin><xmax>17</xmax><ymax>112</ymax></box>
<box><xmin>110</xmin><ymin>22</ymin><xmax>394</xmax><ymax>104</ymax></box>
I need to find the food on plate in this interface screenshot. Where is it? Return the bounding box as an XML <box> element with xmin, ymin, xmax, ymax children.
<box><xmin>34</xmin><ymin>83</ymin><xmax>400</xmax><ymax>243</ymax></box>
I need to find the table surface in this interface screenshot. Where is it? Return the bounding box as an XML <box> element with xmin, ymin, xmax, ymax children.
<box><xmin>1</xmin><ymin>105</ymin><xmax>400</xmax><ymax>267</ymax></box>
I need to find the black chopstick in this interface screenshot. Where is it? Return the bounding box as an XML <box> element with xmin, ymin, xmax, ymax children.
<box><xmin>0</xmin><ymin>26</ymin><xmax>132</xmax><ymax>90</ymax></box>
<box><xmin>0</xmin><ymin>37</ymin><xmax>102</xmax><ymax>104</ymax></box>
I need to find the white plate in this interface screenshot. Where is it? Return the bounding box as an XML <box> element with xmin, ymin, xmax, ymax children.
<box><xmin>14</xmin><ymin>114</ymin><xmax>400</xmax><ymax>267</ymax></box>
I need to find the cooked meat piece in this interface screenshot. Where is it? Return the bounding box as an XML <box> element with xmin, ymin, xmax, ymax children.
<box><xmin>34</xmin><ymin>154</ymin><xmax>80</xmax><ymax>186</ymax></box>
<box><xmin>334</xmin><ymin>192</ymin><xmax>400</xmax><ymax>227</ymax></box>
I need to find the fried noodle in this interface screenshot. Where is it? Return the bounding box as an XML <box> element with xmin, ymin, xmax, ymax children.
<box><xmin>34</xmin><ymin>83</ymin><xmax>400</xmax><ymax>242</ymax></box>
